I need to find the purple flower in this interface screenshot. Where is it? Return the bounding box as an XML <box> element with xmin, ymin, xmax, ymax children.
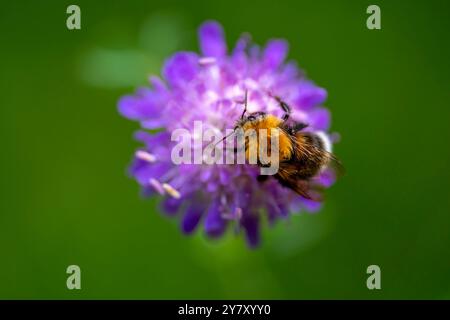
<box><xmin>118</xmin><ymin>20</ymin><xmax>336</xmax><ymax>248</ymax></box>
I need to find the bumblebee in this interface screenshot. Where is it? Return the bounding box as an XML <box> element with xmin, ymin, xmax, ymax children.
<box><xmin>234</xmin><ymin>91</ymin><xmax>342</xmax><ymax>200</ymax></box>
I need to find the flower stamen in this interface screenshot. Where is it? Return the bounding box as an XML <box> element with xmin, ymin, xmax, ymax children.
<box><xmin>136</xmin><ymin>150</ymin><xmax>156</xmax><ymax>163</ymax></box>
<box><xmin>162</xmin><ymin>183</ymin><xmax>181</xmax><ymax>199</ymax></box>
<box><xmin>149</xmin><ymin>178</ymin><xmax>165</xmax><ymax>195</ymax></box>
<box><xmin>198</xmin><ymin>57</ymin><xmax>217</xmax><ymax>66</ymax></box>
<box><xmin>235</xmin><ymin>207</ymin><xmax>243</xmax><ymax>221</ymax></box>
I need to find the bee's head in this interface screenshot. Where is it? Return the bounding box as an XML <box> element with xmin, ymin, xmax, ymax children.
<box><xmin>236</xmin><ymin>111</ymin><xmax>266</xmax><ymax>128</ymax></box>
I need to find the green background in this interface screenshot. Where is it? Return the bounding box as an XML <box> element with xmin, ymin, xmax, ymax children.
<box><xmin>1</xmin><ymin>0</ymin><xmax>449</xmax><ymax>299</ymax></box>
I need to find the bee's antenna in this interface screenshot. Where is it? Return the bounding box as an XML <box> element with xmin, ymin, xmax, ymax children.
<box><xmin>213</xmin><ymin>129</ymin><xmax>236</xmax><ymax>147</ymax></box>
<box><xmin>240</xmin><ymin>90</ymin><xmax>248</xmax><ymax>120</ymax></box>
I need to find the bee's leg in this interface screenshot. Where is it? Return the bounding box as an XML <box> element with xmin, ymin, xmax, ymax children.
<box><xmin>290</xmin><ymin>122</ymin><xmax>308</xmax><ymax>133</ymax></box>
<box><xmin>274</xmin><ymin>96</ymin><xmax>291</xmax><ymax>121</ymax></box>
<box><xmin>257</xmin><ymin>175</ymin><xmax>269</xmax><ymax>183</ymax></box>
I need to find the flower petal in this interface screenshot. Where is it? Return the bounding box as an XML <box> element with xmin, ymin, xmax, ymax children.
<box><xmin>134</xmin><ymin>131</ymin><xmax>171</xmax><ymax>160</ymax></box>
<box><xmin>230</xmin><ymin>34</ymin><xmax>250</xmax><ymax>74</ymax></box>
<box><xmin>198</xmin><ymin>21</ymin><xmax>227</xmax><ymax>57</ymax></box>
<box><xmin>266</xmin><ymin>200</ymin><xmax>281</xmax><ymax>225</ymax></box>
<box><xmin>118</xmin><ymin>82</ymin><xmax>168</xmax><ymax>126</ymax></box>
<box><xmin>130</xmin><ymin>160</ymin><xmax>171</xmax><ymax>185</ymax></box>
<box><xmin>241</xmin><ymin>214</ymin><xmax>260</xmax><ymax>248</ymax></box>
<box><xmin>204</xmin><ymin>201</ymin><xmax>226</xmax><ymax>237</ymax></box>
<box><xmin>149</xmin><ymin>76</ymin><xmax>168</xmax><ymax>94</ymax></box>
<box><xmin>307</xmin><ymin>107</ymin><xmax>331</xmax><ymax>131</ymax></box>
<box><xmin>263</xmin><ymin>40</ymin><xmax>288</xmax><ymax>70</ymax></box>
<box><xmin>181</xmin><ymin>203</ymin><xmax>204</xmax><ymax>234</ymax></box>
<box><xmin>219</xmin><ymin>170</ymin><xmax>230</xmax><ymax>185</ymax></box>
<box><xmin>162</xmin><ymin>197</ymin><xmax>183</xmax><ymax>216</ymax></box>
<box><xmin>302</xmin><ymin>198</ymin><xmax>322</xmax><ymax>212</ymax></box>
<box><xmin>296</xmin><ymin>82</ymin><xmax>328</xmax><ymax>110</ymax></box>
<box><xmin>316</xmin><ymin>169</ymin><xmax>336</xmax><ymax>188</ymax></box>
<box><xmin>163</xmin><ymin>52</ymin><xmax>199</xmax><ymax>87</ymax></box>
<box><xmin>117</xmin><ymin>90</ymin><xmax>154</xmax><ymax>120</ymax></box>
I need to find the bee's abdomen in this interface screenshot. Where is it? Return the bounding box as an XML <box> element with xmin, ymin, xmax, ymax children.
<box><xmin>307</xmin><ymin>133</ymin><xmax>325</xmax><ymax>150</ymax></box>
<box><xmin>291</xmin><ymin>132</ymin><xmax>331</xmax><ymax>179</ymax></box>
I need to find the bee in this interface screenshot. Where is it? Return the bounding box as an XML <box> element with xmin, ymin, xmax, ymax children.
<box><xmin>232</xmin><ymin>91</ymin><xmax>343</xmax><ymax>200</ymax></box>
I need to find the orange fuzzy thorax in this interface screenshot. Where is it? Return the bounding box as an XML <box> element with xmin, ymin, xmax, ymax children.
<box><xmin>241</xmin><ymin>115</ymin><xmax>293</xmax><ymax>162</ymax></box>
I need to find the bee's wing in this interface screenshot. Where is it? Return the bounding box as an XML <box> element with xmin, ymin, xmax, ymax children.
<box><xmin>325</xmin><ymin>152</ymin><xmax>346</xmax><ymax>179</ymax></box>
<box><xmin>276</xmin><ymin>131</ymin><xmax>343</xmax><ymax>200</ymax></box>
<box><xmin>276</xmin><ymin>164</ymin><xmax>324</xmax><ymax>201</ymax></box>
<box><xmin>293</xmin><ymin>131</ymin><xmax>345</xmax><ymax>178</ymax></box>
<box><xmin>291</xmin><ymin>180</ymin><xmax>324</xmax><ymax>202</ymax></box>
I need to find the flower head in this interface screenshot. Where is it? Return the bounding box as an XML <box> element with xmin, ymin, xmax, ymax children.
<box><xmin>119</xmin><ymin>20</ymin><xmax>336</xmax><ymax>247</ymax></box>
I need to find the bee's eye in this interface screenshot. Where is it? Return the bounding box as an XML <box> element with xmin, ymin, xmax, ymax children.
<box><xmin>247</xmin><ymin>115</ymin><xmax>256</xmax><ymax>121</ymax></box>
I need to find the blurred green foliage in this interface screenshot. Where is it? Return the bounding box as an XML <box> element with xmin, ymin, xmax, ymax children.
<box><xmin>0</xmin><ymin>0</ymin><xmax>449</xmax><ymax>299</ymax></box>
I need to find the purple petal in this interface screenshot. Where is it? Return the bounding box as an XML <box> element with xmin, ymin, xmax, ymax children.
<box><xmin>204</xmin><ymin>201</ymin><xmax>226</xmax><ymax>237</ymax></box>
<box><xmin>266</xmin><ymin>201</ymin><xmax>281</xmax><ymax>225</ymax></box>
<box><xmin>200</xmin><ymin>169</ymin><xmax>212</xmax><ymax>182</ymax></box>
<box><xmin>307</xmin><ymin>107</ymin><xmax>331</xmax><ymax>131</ymax></box>
<box><xmin>288</xmin><ymin>197</ymin><xmax>304</xmax><ymax>213</ymax></box>
<box><xmin>163</xmin><ymin>52</ymin><xmax>199</xmax><ymax>88</ymax></box>
<box><xmin>316</xmin><ymin>169</ymin><xmax>336</xmax><ymax>188</ymax></box>
<box><xmin>302</xmin><ymin>198</ymin><xmax>322</xmax><ymax>213</ymax></box>
<box><xmin>162</xmin><ymin>197</ymin><xmax>183</xmax><ymax>216</ymax></box>
<box><xmin>130</xmin><ymin>160</ymin><xmax>171</xmax><ymax>185</ymax></box>
<box><xmin>280</xmin><ymin>62</ymin><xmax>299</xmax><ymax>80</ymax></box>
<box><xmin>141</xmin><ymin>185</ymin><xmax>157</xmax><ymax>198</ymax></box>
<box><xmin>207</xmin><ymin>181</ymin><xmax>219</xmax><ymax>192</ymax></box>
<box><xmin>249</xmin><ymin>45</ymin><xmax>261</xmax><ymax>59</ymax></box>
<box><xmin>198</xmin><ymin>21</ymin><xmax>227</xmax><ymax>57</ymax></box>
<box><xmin>181</xmin><ymin>204</ymin><xmax>204</xmax><ymax>234</ymax></box>
<box><xmin>263</xmin><ymin>40</ymin><xmax>288</xmax><ymax>70</ymax></box>
<box><xmin>118</xmin><ymin>89</ymin><xmax>155</xmax><ymax>121</ymax></box>
<box><xmin>141</xmin><ymin>119</ymin><xmax>164</xmax><ymax>129</ymax></box>
<box><xmin>129</xmin><ymin>158</ymin><xmax>150</xmax><ymax>183</ymax></box>
<box><xmin>149</xmin><ymin>76</ymin><xmax>168</xmax><ymax>94</ymax></box>
<box><xmin>219</xmin><ymin>170</ymin><xmax>230</xmax><ymax>185</ymax></box>
<box><xmin>118</xmin><ymin>82</ymin><xmax>168</xmax><ymax>126</ymax></box>
<box><xmin>134</xmin><ymin>131</ymin><xmax>171</xmax><ymax>159</ymax></box>
<box><xmin>241</xmin><ymin>214</ymin><xmax>260</xmax><ymax>248</ymax></box>
<box><xmin>231</xmin><ymin>35</ymin><xmax>250</xmax><ymax>73</ymax></box>
<box><xmin>296</xmin><ymin>82</ymin><xmax>328</xmax><ymax>110</ymax></box>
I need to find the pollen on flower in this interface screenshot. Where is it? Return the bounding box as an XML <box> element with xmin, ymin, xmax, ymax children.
<box><xmin>162</xmin><ymin>183</ymin><xmax>181</xmax><ymax>199</ymax></box>
<box><xmin>220</xmin><ymin>213</ymin><xmax>234</xmax><ymax>220</ymax></box>
<box><xmin>198</xmin><ymin>57</ymin><xmax>217</xmax><ymax>66</ymax></box>
<box><xmin>221</xmin><ymin>208</ymin><xmax>243</xmax><ymax>221</ymax></box>
<box><xmin>135</xmin><ymin>150</ymin><xmax>156</xmax><ymax>163</ymax></box>
<box><xmin>149</xmin><ymin>178</ymin><xmax>165</xmax><ymax>195</ymax></box>
<box><xmin>235</xmin><ymin>208</ymin><xmax>243</xmax><ymax>220</ymax></box>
